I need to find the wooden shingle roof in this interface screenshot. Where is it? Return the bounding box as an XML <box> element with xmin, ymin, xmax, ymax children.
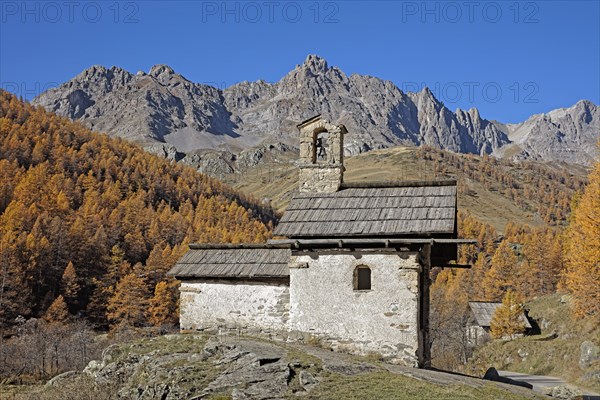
<box><xmin>468</xmin><ymin>302</ymin><xmax>532</xmax><ymax>328</ymax></box>
<box><xmin>167</xmin><ymin>245</ymin><xmax>290</xmax><ymax>279</ymax></box>
<box><xmin>273</xmin><ymin>181</ymin><xmax>457</xmax><ymax>238</ymax></box>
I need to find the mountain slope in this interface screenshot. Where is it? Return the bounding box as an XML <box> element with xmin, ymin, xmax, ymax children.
<box><xmin>0</xmin><ymin>90</ymin><xmax>274</xmax><ymax>330</ymax></box>
<box><xmin>493</xmin><ymin>100</ymin><xmax>599</xmax><ymax>164</ymax></box>
<box><xmin>32</xmin><ymin>55</ymin><xmax>598</xmax><ymax>165</ymax></box>
<box><xmin>226</xmin><ymin>146</ymin><xmax>588</xmax><ymax>231</ymax></box>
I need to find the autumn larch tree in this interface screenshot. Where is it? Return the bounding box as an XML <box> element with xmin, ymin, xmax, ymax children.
<box><xmin>107</xmin><ymin>273</ymin><xmax>150</xmax><ymax>328</ymax></box>
<box><xmin>44</xmin><ymin>295</ymin><xmax>70</xmax><ymax>324</ymax></box>
<box><xmin>482</xmin><ymin>240</ymin><xmax>518</xmax><ymax>301</ymax></box>
<box><xmin>490</xmin><ymin>290</ymin><xmax>526</xmax><ymax>340</ymax></box>
<box><xmin>562</xmin><ymin>159</ymin><xmax>600</xmax><ymax>317</ymax></box>
<box><xmin>0</xmin><ymin>90</ymin><xmax>274</xmax><ymax>330</ymax></box>
<box><xmin>149</xmin><ymin>280</ymin><xmax>179</xmax><ymax>327</ymax></box>
<box><xmin>60</xmin><ymin>261</ymin><xmax>80</xmax><ymax>313</ymax></box>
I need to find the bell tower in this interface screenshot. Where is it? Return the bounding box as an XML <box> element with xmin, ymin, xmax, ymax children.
<box><xmin>297</xmin><ymin>115</ymin><xmax>346</xmax><ymax>193</ymax></box>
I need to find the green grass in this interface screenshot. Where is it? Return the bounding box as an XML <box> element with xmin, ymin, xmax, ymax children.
<box><xmin>121</xmin><ymin>334</ymin><xmax>209</xmax><ymax>356</ymax></box>
<box><xmin>307</xmin><ymin>370</ymin><xmax>541</xmax><ymax>400</ymax></box>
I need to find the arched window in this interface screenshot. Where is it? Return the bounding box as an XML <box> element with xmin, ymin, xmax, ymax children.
<box><xmin>311</xmin><ymin>128</ymin><xmax>329</xmax><ymax>163</ymax></box>
<box><xmin>315</xmin><ymin>131</ymin><xmax>329</xmax><ymax>162</ymax></box>
<box><xmin>354</xmin><ymin>265</ymin><xmax>371</xmax><ymax>291</ymax></box>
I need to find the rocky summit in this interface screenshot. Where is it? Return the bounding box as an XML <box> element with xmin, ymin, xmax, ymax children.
<box><xmin>33</xmin><ymin>55</ymin><xmax>599</xmax><ymax>166</ymax></box>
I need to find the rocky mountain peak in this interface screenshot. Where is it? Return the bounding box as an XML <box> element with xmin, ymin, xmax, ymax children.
<box><xmin>419</xmin><ymin>86</ymin><xmax>434</xmax><ymax>97</ymax></box>
<box><xmin>67</xmin><ymin>65</ymin><xmax>132</xmax><ymax>97</ymax></box>
<box><xmin>468</xmin><ymin>107</ymin><xmax>481</xmax><ymax>119</ymax></box>
<box><xmin>149</xmin><ymin>64</ymin><xmax>176</xmax><ymax>78</ymax></box>
<box><xmin>414</xmin><ymin>86</ymin><xmax>442</xmax><ymax>109</ymax></box>
<box><xmin>301</xmin><ymin>54</ymin><xmax>329</xmax><ymax>74</ymax></box>
<box><xmin>87</xmin><ymin>64</ymin><xmax>108</xmax><ymax>74</ymax></box>
<box><xmin>577</xmin><ymin>99</ymin><xmax>594</xmax><ymax>108</ymax></box>
<box><xmin>572</xmin><ymin>99</ymin><xmax>596</xmax><ymax>117</ymax></box>
<box><xmin>75</xmin><ymin>65</ymin><xmax>108</xmax><ymax>80</ymax></box>
<box><xmin>80</xmin><ymin>65</ymin><xmax>129</xmax><ymax>77</ymax></box>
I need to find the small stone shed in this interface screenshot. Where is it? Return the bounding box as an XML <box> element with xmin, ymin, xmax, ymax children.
<box><xmin>467</xmin><ymin>301</ymin><xmax>532</xmax><ymax>344</ymax></box>
<box><xmin>168</xmin><ymin>115</ymin><xmax>473</xmax><ymax>367</ymax></box>
<box><xmin>169</xmin><ymin>245</ymin><xmax>292</xmax><ymax>335</ymax></box>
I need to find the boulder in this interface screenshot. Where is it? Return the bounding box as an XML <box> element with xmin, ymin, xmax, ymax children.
<box><xmin>579</xmin><ymin>341</ymin><xmax>600</xmax><ymax>369</ymax></box>
<box><xmin>543</xmin><ymin>385</ymin><xmax>583</xmax><ymax>400</ymax></box>
<box><xmin>45</xmin><ymin>370</ymin><xmax>79</xmax><ymax>387</ymax></box>
<box><xmin>581</xmin><ymin>370</ymin><xmax>600</xmax><ymax>386</ymax></box>
<box><xmin>299</xmin><ymin>370</ymin><xmax>317</xmax><ymax>388</ymax></box>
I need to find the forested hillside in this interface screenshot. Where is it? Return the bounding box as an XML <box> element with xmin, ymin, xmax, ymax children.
<box><xmin>416</xmin><ymin>147</ymin><xmax>588</xmax><ymax>226</ymax></box>
<box><xmin>0</xmin><ymin>90</ymin><xmax>275</xmax><ymax>332</ymax></box>
<box><xmin>429</xmin><ymin>158</ymin><xmax>599</xmax><ymax>370</ymax></box>
<box><xmin>459</xmin><ymin>161</ymin><xmax>599</xmax><ymax>389</ymax></box>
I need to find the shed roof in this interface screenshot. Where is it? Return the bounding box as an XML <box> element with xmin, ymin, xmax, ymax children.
<box><xmin>273</xmin><ymin>181</ymin><xmax>457</xmax><ymax>238</ymax></box>
<box><xmin>468</xmin><ymin>301</ymin><xmax>532</xmax><ymax>328</ymax></box>
<box><xmin>167</xmin><ymin>245</ymin><xmax>291</xmax><ymax>279</ymax></box>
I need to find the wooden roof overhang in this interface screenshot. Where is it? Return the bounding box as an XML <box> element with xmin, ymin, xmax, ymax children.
<box><xmin>268</xmin><ymin>238</ymin><xmax>477</xmax><ymax>268</ymax></box>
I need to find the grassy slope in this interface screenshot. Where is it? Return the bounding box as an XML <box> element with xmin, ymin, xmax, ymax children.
<box><xmin>308</xmin><ymin>371</ymin><xmax>537</xmax><ymax>400</ymax></box>
<box><xmin>464</xmin><ymin>294</ymin><xmax>600</xmax><ymax>393</ymax></box>
<box><xmin>227</xmin><ymin>146</ymin><xmax>585</xmax><ymax>232</ymax></box>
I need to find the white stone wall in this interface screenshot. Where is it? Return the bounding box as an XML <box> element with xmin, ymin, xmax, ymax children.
<box><xmin>466</xmin><ymin>325</ymin><xmax>490</xmax><ymax>346</ymax></box>
<box><xmin>179</xmin><ymin>279</ymin><xmax>289</xmax><ymax>335</ymax></box>
<box><xmin>288</xmin><ymin>253</ymin><xmax>422</xmax><ymax>365</ymax></box>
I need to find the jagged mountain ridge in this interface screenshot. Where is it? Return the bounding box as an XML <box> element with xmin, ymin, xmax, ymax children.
<box><xmin>492</xmin><ymin>100</ymin><xmax>599</xmax><ymax>165</ymax></box>
<box><xmin>32</xmin><ymin>55</ymin><xmax>598</xmax><ymax>165</ymax></box>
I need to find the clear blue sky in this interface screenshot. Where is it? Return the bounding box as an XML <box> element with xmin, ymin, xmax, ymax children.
<box><xmin>1</xmin><ymin>0</ymin><xmax>599</xmax><ymax>122</ymax></box>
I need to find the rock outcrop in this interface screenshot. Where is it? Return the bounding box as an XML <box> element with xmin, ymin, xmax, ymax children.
<box><xmin>42</xmin><ymin>334</ymin><xmax>542</xmax><ymax>400</ymax></box>
<box><xmin>78</xmin><ymin>335</ymin><xmax>329</xmax><ymax>399</ymax></box>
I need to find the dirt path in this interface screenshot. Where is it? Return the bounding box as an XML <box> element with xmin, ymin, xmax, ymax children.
<box><xmin>498</xmin><ymin>370</ymin><xmax>600</xmax><ymax>399</ymax></box>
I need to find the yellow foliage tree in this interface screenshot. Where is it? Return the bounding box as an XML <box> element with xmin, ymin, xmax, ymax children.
<box><xmin>149</xmin><ymin>280</ymin><xmax>179</xmax><ymax>327</ymax></box>
<box><xmin>470</xmin><ymin>253</ymin><xmax>489</xmax><ymax>301</ymax></box>
<box><xmin>482</xmin><ymin>240</ymin><xmax>518</xmax><ymax>301</ymax></box>
<box><xmin>562</xmin><ymin>160</ymin><xmax>600</xmax><ymax>317</ymax></box>
<box><xmin>490</xmin><ymin>290</ymin><xmax>526</xmax><ymax>340</ymax></box>
<box><xmin>107</xmin><ymin>273</ymin><xmax>150</xmax><ymax>328</ymax></box>
<box><xmin>519</xmin><ymin>229</ymin><xmax>563</xmax><ymax>299</ymax></box>
<box><xmin>60</xmin><ymin>261</ymin><xmax>80</xmax><ymax>311</ymax></box>
<box><xmin>44</xmin><ymin>295</ymin><xmax>69</xmax><ymax>324</ymax></box>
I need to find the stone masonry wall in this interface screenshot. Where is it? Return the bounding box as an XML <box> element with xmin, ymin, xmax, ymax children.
<box><xmin>298</xmin><ymin>165</ymin><xmax>344</xmax><ymax>193</ymax></box>
<box><xmin>288</xmin><ymin>253</ymin><xmax>422</xmax><ymax>366</ymax></box>
<box><xmin>179</xmin><ymin>279</ymin><xmax>289</xmax><ymax>336</ymax></box>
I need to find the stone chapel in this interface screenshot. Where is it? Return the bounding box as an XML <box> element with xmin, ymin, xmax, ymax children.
<box><xmin>168</xmin><ymin>115</ymin><xmax>471</xmax><ymax>367</ymax></box>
